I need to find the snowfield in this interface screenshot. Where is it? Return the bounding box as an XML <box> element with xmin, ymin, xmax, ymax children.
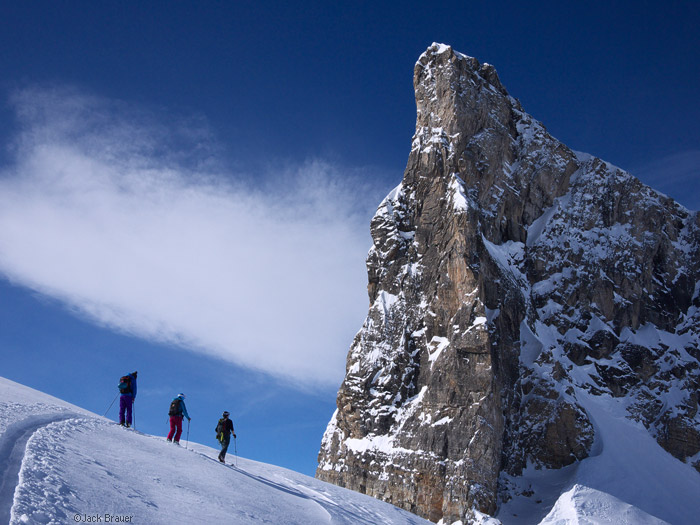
<box><xmin>3</xmin><ymin>375</ymin><xmax>700</xmax><ymax>525</ymax></box>
<box><xmin>0</xmin><ymin>377</ymin><xmax>430</xmax><ymax>525</ymax></box>
<box><xmin>495</xmin><ymin>389</ymin><xmax>700</xmax><ymax>524</ymax></box>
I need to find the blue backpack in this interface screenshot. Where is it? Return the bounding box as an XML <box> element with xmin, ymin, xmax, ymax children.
<box><xmin>118</xmin><ymin>375</ymin><xmax>132</xmax><ymax>394</ymax></box>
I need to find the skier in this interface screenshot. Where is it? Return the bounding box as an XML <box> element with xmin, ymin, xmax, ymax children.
<box><xmin>118</xmin><ymin>371</ymin><xmax>137</xmax><ymax>428</ymax></box>
<box><xmin>215</xmin><ymin>411</ymin><xmax>236</xmax><ymax>463</ymax></box>
<box><xmin>166</xmin><ymin>393</ymin><xmax>191</xmax><ymax>444</ymax></box>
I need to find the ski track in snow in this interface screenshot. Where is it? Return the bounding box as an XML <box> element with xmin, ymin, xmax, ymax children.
<box><xmin>0</xmin><ymin>413</ymin><xmax>84</xmax><ymax>524</ymax></box>
<box><xmin>199</xmin><ymin>457</ymin><xmax>389</xmax><ymax>525</ymax></box>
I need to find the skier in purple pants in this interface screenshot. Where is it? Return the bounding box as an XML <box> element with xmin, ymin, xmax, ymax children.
<box><xmin>118</xmin><ymin>371</ymin><xmax>138</xmax><ymax>427</ymax></box>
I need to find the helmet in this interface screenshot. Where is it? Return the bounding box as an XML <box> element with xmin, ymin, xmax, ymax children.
<box><xmin>222</xmin><ymin>411</ymin><xmax>230</xmax><ymax>417</ymax></box>
<box><xmin>178</xmin><ymin>393</ymin><xmax>186</xmax><ymax>399</ymax></box>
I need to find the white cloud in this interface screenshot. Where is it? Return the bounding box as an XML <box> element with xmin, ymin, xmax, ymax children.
<box><xmin>0</xmin><ymin>87</ymin><xmax>386</xmax><ymax>389</ymax></box>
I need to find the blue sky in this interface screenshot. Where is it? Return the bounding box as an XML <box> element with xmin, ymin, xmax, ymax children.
<box><xmin>0</xmin><ymin>2</ymin><xmax>698</xmax><ymax>477</ymax></box>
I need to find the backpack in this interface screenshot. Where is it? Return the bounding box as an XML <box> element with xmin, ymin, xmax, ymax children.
<box><xmin>118</xmin><ymin>375</ymin><xmax>132</xmax><ymax>394</ymax></box>
<box><xmin>215</xmin><ymin>418</ymin><xmax>225</xmax><ymax>442</ymax></box>
<box><xmin>168</xmin><ymin>398</ymin><xmax>182</xmax><ymax>416</ymax></box>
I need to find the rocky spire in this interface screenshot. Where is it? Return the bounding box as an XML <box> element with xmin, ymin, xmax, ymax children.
<box><xmin>316</xmin><ymin>43</ymin><xmax>700</xmax><ymax>524</ymax></box>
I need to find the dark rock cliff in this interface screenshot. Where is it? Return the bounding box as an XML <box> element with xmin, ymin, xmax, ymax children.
<box><xmin>316</xmin><ymin>43</ymin><xmax>700</xmax><ymax>524</ymax></box>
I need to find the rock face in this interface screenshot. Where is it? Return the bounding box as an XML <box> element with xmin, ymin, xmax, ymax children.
<box><xmin>316</xmin><ymin>43</ymin><xmax>700</xmax><ymax>523</ymax></box>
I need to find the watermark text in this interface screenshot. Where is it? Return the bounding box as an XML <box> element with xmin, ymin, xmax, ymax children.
<box><xmin>73</xmin><ymin>514</ymin><xmax>133</xmax><ymax>523</ymax></box>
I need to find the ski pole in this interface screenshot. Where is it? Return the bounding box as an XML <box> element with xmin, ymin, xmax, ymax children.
<box><xmin>103</xmin><ymin>393</ymin><xmax>119</xmax><ymax>417</ymax></box>
<box><xmin>234</xmin><ymin>436</ymin><xmax>238</xmax><ymax>467</ymax></box>
<box><xmin>132</xmin><ymin>399</ymin><xmax>136</xmax><ymax>430</ymax></box>
<box><xmin>185</xmin><ymin>419</ymin><xmax>191</xmax><ymax>449</ymax></box>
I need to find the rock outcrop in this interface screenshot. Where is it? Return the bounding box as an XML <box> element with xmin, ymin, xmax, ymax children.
<box><xmin>316</xmin><ymin>43</ymin><xmax>700</xmax><ymax>524</ymax></box>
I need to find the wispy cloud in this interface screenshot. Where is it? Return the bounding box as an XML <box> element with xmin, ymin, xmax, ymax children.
<box><xmin>632</xmin><ymin>150</ymin><xmax>700</xmax><ymax>211</ymax></box>
<box><xmin>0</xmin><ymin>86</ymin><xmax>387</xmax><ymax>389</ymax></box>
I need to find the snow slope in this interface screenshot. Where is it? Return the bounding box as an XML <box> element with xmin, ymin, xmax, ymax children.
<box><xmin>4</xmin><ymin>375</ymin><xmax>699</xmax><ymax>525</ymax></box>
<box><xmin>0</xmin><ymin>377</ymin><xmax>431</xmax><ymax>525</ymax></box>
<box><xmin>494</xmin><ymin>391</ymin><xmax>700</xmax><ymax>525</ymax></box>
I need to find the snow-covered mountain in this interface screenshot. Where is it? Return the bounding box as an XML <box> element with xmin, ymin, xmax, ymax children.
<box><xmin>0</xmin><ymin>376</ymin><xmax>431</xmax><ymax>524</ymax></box>
<box><xmin>317</xmin><ymin>43</ymin><xmax>700</xmax><ymax>524</ymax></box>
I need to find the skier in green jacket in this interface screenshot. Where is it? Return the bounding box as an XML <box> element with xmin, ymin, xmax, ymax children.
<box><xmin>215</xmin><ymin>411</ymin><xmax>236</xmax><ymax>463</ymax></box>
